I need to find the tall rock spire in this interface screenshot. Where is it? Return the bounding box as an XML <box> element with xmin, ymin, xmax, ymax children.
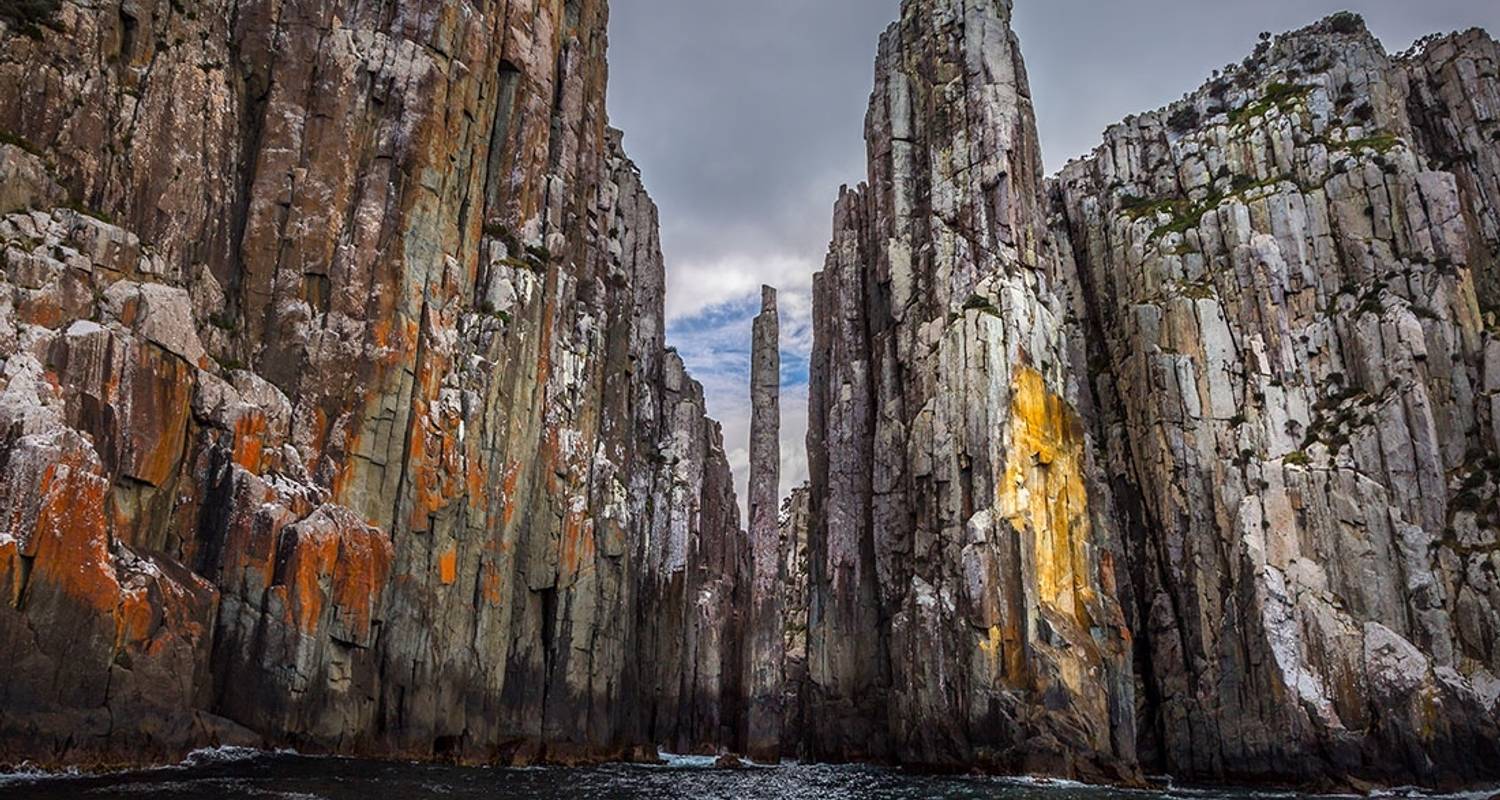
<box><xmin>747</xmin><ymin>286</ymin><xmax>784</xmax><ymax>762</ymax></box>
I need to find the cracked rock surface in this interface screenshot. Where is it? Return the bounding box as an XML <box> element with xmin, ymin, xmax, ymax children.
<box><xmin>803</xmin><ymin>1</ymin><xmax>1500</xmax><ymax>788</ymax></box>
<box><xmin>804</xmin><ymin>0</ymin><xmax>1136</xmax><ymax>781</ymax></box>
<box><xmin>0</xmin><ymin>0</ymin><xmax>748</xmax><ymax>768</ymax></box>
<box><xmin>1051</xmin><ymin>16</ymin><xmax>1500</xmax><ymax>787</ymax></box>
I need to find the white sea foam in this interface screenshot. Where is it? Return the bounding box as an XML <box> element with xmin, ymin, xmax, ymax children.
<box><xmin>994</xmin><ymin>774</ymin><xmax>1098</xmax><ymax>790</ymax></box>
<box><xmin>0</xmin><ymin>764</ymin><xmax>83</xmax><ymax>787</ymax></box>
<box><xmin>654</xmin><ymin>752</ymin><xmax>720</xmax><ymax>769</ymax></box>
<box><xmin>180</xmin><ymin>745</ymin><xmax>276</xmax><ymax>767</ymax></box>
<box><xmin>1369</xmin><ymin>788</ymin><xmax>1500</xmax><ymax>800</ymax></box>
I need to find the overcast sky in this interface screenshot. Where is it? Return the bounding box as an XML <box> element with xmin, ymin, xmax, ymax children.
<box><xmin>607</xmin><ymin>0</ymin><xmax>1500</xmax><ymax>513</ymax></box>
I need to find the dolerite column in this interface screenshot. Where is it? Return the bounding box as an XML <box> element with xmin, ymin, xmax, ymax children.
<box><xmin>746</xmin><ymin>285</ymin><xmax>783</xmax><ymax>762</ymax></box>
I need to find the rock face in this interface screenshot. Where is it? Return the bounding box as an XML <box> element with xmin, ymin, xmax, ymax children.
<box><xmin>778</xmin><ymin>483</ymin><xmax>812</xmax><ymax>756</ymax></box>
<box><xmin>804</xmin><ymin>0</ymin><xmax>1135</xmax><ymax>781</ymax></box>
<box><xmin>0</xmin><ymin>0</ymin><xmax>749</xmax><ymax>768</ymax></box>
<box><xmin>804</xmin><ymin>0</ymin><xmax>1500</xmax><ymax>789</ymax></box>
<box><xmin>635</xmin><ymin>345</ymin><xmax>750</xmax><ymax>757</ymax></box>
<box><xmin>1052</xmin><ymin>16</ymin><xmax>1500</xmax><ymax>786</ymax></box>
<box><xmin>746</xmin><ymin>286</ymin><xmax>783</xmax><ymax>762</ymax></box>
<box><xmin>4</xmin><ymin>0</ymin><xmax>1500</xmax><ymax>788</ymax></box>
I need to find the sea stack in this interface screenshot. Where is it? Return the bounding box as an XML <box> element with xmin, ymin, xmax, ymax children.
<box><xmin>746</xmin><ymin>285</ymin><xmax>784</xmax><ymax>762</ymax></box>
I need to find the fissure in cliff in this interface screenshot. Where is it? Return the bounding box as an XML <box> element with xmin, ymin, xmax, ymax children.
<box><xmin>0</xmin><ymin>0</ymin><xmax>748</xmax><ymax>768</ymax></box>
<box><xmin>794</xmin><ymin>0</ymin><xmax>1500</xmax><ymax>789</ymax></box>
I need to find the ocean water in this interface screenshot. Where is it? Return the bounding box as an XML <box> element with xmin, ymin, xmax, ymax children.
<box><xmin>1</xmin><ymin>749</ymin><xmax>1493</xmax><ymax>800</ymax></box>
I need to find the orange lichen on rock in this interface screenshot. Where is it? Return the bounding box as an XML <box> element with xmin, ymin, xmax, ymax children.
<box><xmin>17</xmin><ymin>293</ymin><xmax>64</xmax><ymax>328</ymax></box>
<box><xmin>29</xmin><ymin>452</ymin><xmax>118</xmax><ymax>613</ymax></box>
<box><xmin>115</xmin><ymin>582</ymin><xmax>156</xmax><ymax>648</ymax></box>
<box><xmin>559</xmin><ymin>508</ymin><xmax>595</xmax><ymax>584</ymax></box>
<box><xmin>0</xmin><ymin>536</ymin><xmax>18</xmax><ymax>607</ymax></box>
<box><xmin>123</xmin><ymin>344</ymin><xmax>194</xmax><ymax>487</ymax></box>
<box><xmin>232</xmin><ymin>413</ymin><xmax>268</xmax><ymax>472</ymax></box>
<box><xmin>500</xmin><ymin>462</ymin><xmax>523</xmax><ymax>527</ymax></box>
<box><xmin>212</xmin><ymin>471</ymin><xmax>295</xmax><ymax>597</ymax></box>
<box><xmin>328</xmin><ymin>519</ymin><xmax>393</xmax><ymax>644</ymax></box>
<box><xmin>465</xmin><ymin>457</ymin><xmax>487</xmax><ymax>511</ymax></box>
<box><xmin>276</xmin><ymin>508</ymin><xmax>393</xmax><ymax>641</ymax></box>
<box><xmin>281</xmin><ymin>527</ymin><xmax>341</xmax><ymax>635</ymax></box>
<box><xmin>370</xmin><ymin>316</ymin><xmax>395</xmax><ymax>351</ymax></box>
<box><xmin>479</xmin><ymin>559</ymin><xmax>505</xmax><ymax>606</ymax></box>
<box><xmin>999</xmin><ymin>366</ymin><xmax>1096</xmax><ymax>626</ymax></box>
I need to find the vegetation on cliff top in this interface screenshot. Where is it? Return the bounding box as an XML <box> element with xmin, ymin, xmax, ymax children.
<box><xmin>1229</xmin><ymin>81</ymin><xmax>1313</xmax><ymax>126</ymax></box>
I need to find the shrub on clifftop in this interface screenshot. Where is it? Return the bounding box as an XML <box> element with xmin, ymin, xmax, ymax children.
<box><xmin>1327</xmin><ymin>11</ymin><xmax>1365</xmax><ymax>35</ymax></box>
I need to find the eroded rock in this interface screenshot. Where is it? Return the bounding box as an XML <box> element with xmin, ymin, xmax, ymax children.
<box><xmin>1050</xmin><ymin>14</ymin><xmax>1500</xmax><ymax>787</ymax></box>
<box><xmin>0</xmin><ymin>0</ymin><xmax>749</xmax><ymax>769</ymax></box>
<box><xmin>803</xmin><ymin>0</ymin><xmax>1136</xmax><ymax>782</ymax></box>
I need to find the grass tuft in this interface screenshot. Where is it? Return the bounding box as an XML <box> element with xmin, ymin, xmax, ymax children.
<box><xmin>1229</xmin><ymin>82</ymin><xmax>1312</xmax><ymax>127</ymax></box>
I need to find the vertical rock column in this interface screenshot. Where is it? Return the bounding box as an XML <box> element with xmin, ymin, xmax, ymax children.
<box><xmin>804</xmin><ymin>0</ymin><xmax>1136</xmax><ymax>779</ymax></box>
<box><xmin>1052</xmin><ymin>17</ymin><xmax>1500</xmax><ymax>786</ymax></box>
<box><xmin>779</xmin><ymin>484</ymin><xmax>813</xmax><ymax>757</ymax></box>
<box><xmin>746</xmin><ymin>286</ymin><xmax>784</xmax><ymax>762</ymax></box>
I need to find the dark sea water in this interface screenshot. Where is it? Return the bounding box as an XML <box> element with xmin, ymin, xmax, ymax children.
<box><xmin>1</xmin><ymin>750</ymin><xmax>1493</xmax><ymax>800</ymax></box>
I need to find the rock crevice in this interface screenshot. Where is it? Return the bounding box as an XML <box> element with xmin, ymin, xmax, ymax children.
<box><xmin>0</xmin><ymin>0</ymin><xmax>750</xmax><ymax>768</ymax></box>
<box><xmin>800</xmin><ymin>1</ymin><xmax>1500</xmax><ymax>788</ymax></box>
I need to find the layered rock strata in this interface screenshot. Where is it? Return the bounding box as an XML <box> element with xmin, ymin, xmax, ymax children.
<box><xmin>0</xmin><ymin>0</ymin><xmax>749</xmax><ymax>768</ymax></box>
<box><xmin>1052</xmin><ymin>16</ymin><xmax>1500</xmax><ymax>786</ymax></box>
<box><xmin>746</xmin><ymin>286</ymin><xmax>783</xmax><ymax>762</ymax></box>
<box><xmin>804</xmin><ymin>0</ymin><xmax>1136</xmax><ymax>781</ymax></box>
<box><xmin>804</xmin><ymin>0</ymin><xmax>1500</xmax><ymax>789</ymax></box>
<box><xmin>779</xmin><ymin>483</ymin><xmax>812</xmax><ymax>754</ymax></box>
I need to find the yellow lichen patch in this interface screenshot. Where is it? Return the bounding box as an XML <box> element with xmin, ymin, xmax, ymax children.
<box><xmin>978</xmin><ymin>625</ymin><xmax>1004</xmax><ymax>673</ymax></box>
<box><xmin>998</xmin><ymin>366</ymin><xmax>1096</xmax><ymax>627</ymax></box>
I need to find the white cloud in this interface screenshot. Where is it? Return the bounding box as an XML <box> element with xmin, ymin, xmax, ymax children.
<box><xmin>664</xmin><ymin>251</ymin><xmax>819</xmax><ymax>324</ymax></box>
<box><xmin>665</xmin><ymin>252</ymin><xmax>819</xmax><ymax>521</ymax></box>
